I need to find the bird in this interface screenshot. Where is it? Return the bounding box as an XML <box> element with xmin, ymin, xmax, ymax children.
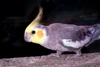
<box><xmin>24</xmin><ymin>6</ymin><xmax>100</xmax><ymax>59</ymax></box>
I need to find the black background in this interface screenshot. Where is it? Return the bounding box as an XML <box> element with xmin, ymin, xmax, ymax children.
<box><xmin>1</xmin><ymin>0</ymin><xmax>100</xmax><ymax>58</ymax></box>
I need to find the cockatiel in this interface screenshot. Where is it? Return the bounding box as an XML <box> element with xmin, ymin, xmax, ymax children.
<box><xmin>24</xmin><ymin>7</ymin><xmax>100</xmax><ymax>59</ymax></box>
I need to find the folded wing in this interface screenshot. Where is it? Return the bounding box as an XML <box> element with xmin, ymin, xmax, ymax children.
<box><xmin>59</xmin><ymin>26</ymin><xmax>93</xmax><ymax>49</ymax></box>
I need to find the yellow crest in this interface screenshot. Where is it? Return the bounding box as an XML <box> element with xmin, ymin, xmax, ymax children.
<box><xmin>24</xmin><ymin>7</ymin><xmax>48</xmax><ymax>45</ymax></box>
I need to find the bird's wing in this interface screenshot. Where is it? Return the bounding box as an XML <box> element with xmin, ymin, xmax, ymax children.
<box><xmin>59</xmin><ymin>26</ymin><xmax>92</xmax><ymax>49</ymax></box>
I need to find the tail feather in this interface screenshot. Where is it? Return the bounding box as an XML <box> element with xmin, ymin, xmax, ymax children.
<box><xmin>92</xmin><ymin>24</ymin><xmax>100</xmax><ymax>29</ymax></box>
<box><xmin>92</xmin><ymin>23</ymin><xmax>100</xmax><ymax>39</ymax></box>
<box><xmin>85</xmin><ymin>23</ymin><xmax>100</xmax><ymax>47</ymax></box>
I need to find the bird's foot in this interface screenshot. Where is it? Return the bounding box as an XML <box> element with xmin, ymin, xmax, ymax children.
<box><xmin>47</xmin><ymin>53</ymin><xmax>61</xmax><ymax>58</ymax></box>
<box><xmin>40</xmin><ymin>53</ymin><xmax>60</xmax><ymax>59</ymax></box>
<box><xmin>47</xmin><ymin>51</ymin><xmax>62</xmax><ymax>58</ymax></box>
<box><xmin>65</xmin><ymin>54</ymin><xmax>87</xmax><ymax>60</ymax></box>
<box><xmin>40</xmin><ymin>51</ymin><xmax>62</xmax><ymax>59</ymax></box>
<box><xmin>65</xmin><ymin>54</ymin><xmax>81</xmax><ymax>60</ymax></box>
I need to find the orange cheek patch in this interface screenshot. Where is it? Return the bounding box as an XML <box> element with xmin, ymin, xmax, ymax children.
<box><xmin>37</xmin><ymin>30</ymin><xmax>44</xmax><ymax>38</ymax></box>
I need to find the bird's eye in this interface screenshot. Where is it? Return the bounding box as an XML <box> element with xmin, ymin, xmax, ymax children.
<box><xmin>31</xmin><ymin>30</ymin><xmax>35</xmax><ymax>34</ymax></box>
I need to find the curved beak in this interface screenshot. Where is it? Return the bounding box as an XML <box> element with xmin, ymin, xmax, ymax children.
<box><xmin>24</xmin><ymin>33</ymin><xmax>31</xmax><ymax>42</ymax></box>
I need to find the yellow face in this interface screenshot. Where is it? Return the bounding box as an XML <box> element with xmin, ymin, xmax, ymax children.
<box><xmin>24</xmin><ymin>7</ymin><xmax>48</xmax><ymax>44</ymax></box>
<box><xmin>24</xmin><ymin>25</ymin><xmax>48</xmax><ymax>45</ymax></box>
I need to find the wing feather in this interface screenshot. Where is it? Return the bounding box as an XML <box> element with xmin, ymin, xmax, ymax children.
<box><xmin>59</xmin><ymin>26</ymin><xmax>92</xmax><ymax>48</ymax></box>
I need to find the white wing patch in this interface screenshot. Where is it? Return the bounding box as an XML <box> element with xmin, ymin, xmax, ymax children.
<box><xmin>62</xmin><ymin>36</ymin><xmax>91</xmax><ymax>48</ymax></box>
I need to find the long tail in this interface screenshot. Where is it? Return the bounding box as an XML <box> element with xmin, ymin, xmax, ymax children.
<box><xmin>92</xmin><ymin>23</ymin><xmax>100</xmax><ymax>29</ymax></box>
<box><xmin>92</xmin><ymin>24</ymin><xmax>100</xmax><ymax>39</ymax></box>
<box><xmin>85</xmin><ymin>23</ymin><xmax>100</xmax><ymax>47</ymax></box>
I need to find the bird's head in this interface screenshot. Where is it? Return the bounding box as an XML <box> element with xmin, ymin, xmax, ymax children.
<box><xmin>24</xmin><ymin>7</ymin><xmax>48</xmax><ymax>45</ymax></box>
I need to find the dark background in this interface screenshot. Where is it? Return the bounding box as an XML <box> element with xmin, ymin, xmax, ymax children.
<box><xmin>1</xmin><ymin>0</ymin><xmax>100</xmax><ymax>58</ymax></box>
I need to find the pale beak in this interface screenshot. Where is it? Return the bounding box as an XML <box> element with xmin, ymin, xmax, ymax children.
<box><xmin>24</xmin><ymin>33</ymin><xmax>31</xmax><ymax>42</ymax></box>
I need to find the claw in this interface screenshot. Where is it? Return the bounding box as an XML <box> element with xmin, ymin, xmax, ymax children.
<box><xmin>65</xmin><ymin>54</ymin><xmax>81</xmax><ymax>60</ymax></box>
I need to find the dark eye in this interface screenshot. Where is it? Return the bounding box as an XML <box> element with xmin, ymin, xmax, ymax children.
<box><xmin>31</xmin><ymin>30</ymin><xmax>35</xmax><ymax>34</ymax></box>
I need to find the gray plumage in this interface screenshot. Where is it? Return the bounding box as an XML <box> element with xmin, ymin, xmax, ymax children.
<box><xmin>24</xmin><ymin>7</ymin><xmax>100</xmax><ymax>59</ymax></box>
<box><xmin>36</xmin><ymin>23</ymin><xmax>100</xmax><ymax>59</ymax></box>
